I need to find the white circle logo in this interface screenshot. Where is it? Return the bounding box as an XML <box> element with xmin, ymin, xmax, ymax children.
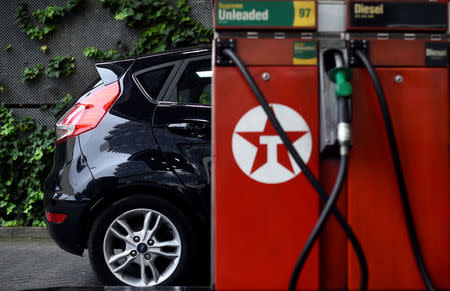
<box><xmin>232</xmin><ymin>104</ymin><xmax>312</xmax><ymax>184</ymax></box>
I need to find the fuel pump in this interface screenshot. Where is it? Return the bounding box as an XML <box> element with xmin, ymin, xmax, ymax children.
<box><xmin>346</xmin><ymin>1</ymin><xmax>449</xmax><ymax>290</ymax></box>
<box><xmin>214</xmin><ymin>4</ymin><xmax>322</xmax><ymax>289</ymax></box>
<box><xmin>212</xmin><ymin>1</ymin><xmax>449</xmax><ymax>291</ymax></box>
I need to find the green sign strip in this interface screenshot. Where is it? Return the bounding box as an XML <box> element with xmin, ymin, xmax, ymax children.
<box><xmin>293</xmin><ymin>41</ymin><xmax>317</xmax><ymax>65</ymax></box>
<box><xmin>216</xmin><ymin>1</ymin><xmax>316</xmax><ymax>28</ymax></box>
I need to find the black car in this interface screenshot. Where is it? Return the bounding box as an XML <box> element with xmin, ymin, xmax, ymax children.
<box><xmin>44</xmin><ymin>46</ymin><xmax>212</xmax><ymax>287</ymax></box>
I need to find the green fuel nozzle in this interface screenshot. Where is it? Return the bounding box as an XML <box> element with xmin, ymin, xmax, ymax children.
<box><xmin>324</xmin><ymin>50</ymin><xmax>353</xmax><ymax>97</ymax></box>
<box><xmin>324</xmin><ymin>50</ymin><xmax>353</xmax><ymax>155</ymax></box>
<box><xmin>328</xmin><ymin>66</ymin><xmax>353</xmax><ymax>97</ymax></box>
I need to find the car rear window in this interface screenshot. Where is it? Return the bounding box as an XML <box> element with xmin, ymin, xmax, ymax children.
<box><xmin>174</xmin><ymin>59</ymin><xmax>212</xmax><ymax>105</ymax></box>
<box><xmin>135</xmin><ymin>65</ymin><xmax>174</xmax><ymax>100</ymax></box>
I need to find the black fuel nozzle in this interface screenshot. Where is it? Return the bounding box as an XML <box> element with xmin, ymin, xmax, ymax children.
<box><xmin>324</xmin><ymin>50</ymin><xmax>353</xmax><ymax>155</ymax></box>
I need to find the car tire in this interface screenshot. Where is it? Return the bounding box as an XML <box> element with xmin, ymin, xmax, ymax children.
<box><xmin>88</xmin><ymin>194</ymin><xmax>195</xmax><ymax>287</ymax></box>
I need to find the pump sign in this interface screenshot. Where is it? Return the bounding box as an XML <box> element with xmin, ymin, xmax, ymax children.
<box><xmin>216</xmin><ymin>1</ymin><xmax>316</xmax><ymax>28</ymax></box>
<box><xmin>232</xmin><ymin>104</ymin><xmax>312</xmax><ymax>184</ymax></box>
<box><xmin>348</xmin><ymin>1</ymin><xmax>447</xmax><ymax>31</ymax></box>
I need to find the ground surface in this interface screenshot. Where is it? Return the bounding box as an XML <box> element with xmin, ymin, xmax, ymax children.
<box><xmin>0</xmin><ymin>238</ymin><xmax>101</xmax><ymax>290</ymax></box>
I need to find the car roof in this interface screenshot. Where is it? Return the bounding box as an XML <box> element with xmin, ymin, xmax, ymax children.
<box><xmin>128</xmin><ymin>45</ymin><xmax>212</xmax><ymax>75</ymax></box>
<box><xmin>135</xmin><ymin>45</ymin><xmax>211</xmax><ymax>62</ymax></box>
<box><xmin>95</xmin><ymin>45</ymin><xmax>212</xmax><ymax>85</ymax></box>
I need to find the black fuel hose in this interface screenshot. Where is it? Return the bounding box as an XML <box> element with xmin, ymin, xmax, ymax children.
<box><xmin>355</xmin><ymin>50</ymin><xmax>435</xmax><ymax>291</ymax></box>
<box><xmin>289</xmin><ymin>152</ymin><xmax>348</xmax><ymax>291</ymax></box>
<box><xmin>223</xmin><ymin>48</ymin><xmax>368</xmax><ymax>291</ymax></box>
<box><xmin>288</xmin><ymin>97</ymin><xmax>351</xmax><ymax>291</ymax></box>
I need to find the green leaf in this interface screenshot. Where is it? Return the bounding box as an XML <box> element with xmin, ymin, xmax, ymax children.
<box><xmin>134</xmin><ymin>12</ymin><xmax>143</xmax><ymax>21</ymax></box>
<box><xmin>0</xmin><ymin>80</ymin><xmax>4</xmax><ymax>94</ymax></box>
<box><xmin>43</xmin><ymin>25</ymin><xmax>55</xmax><ymax>34</ymax></box>
<box><xmin>114</xmin><ymin>7</ymin><xmax>134</xmax><ymax>21</ymax></box>
<box><xmin>51</xmin><ymin>93</ymin><xmax>73</xmax><ymax>116</ymax></box>
<box><xmin>22</xmin><ymin>63</ymin><xmax>44</xmax><ymax>83</ymax></box>
<box><xmin>83</xmin><ymin>46</ymin><xmax>121</xmax><ymax>61</ymax></box>
<box><xmin>40</xmin><ymin>45</ymin><xmax>48</xmax><ymax>54</ymax></box>
<box><xmin>6</xmin><ymin>204</ymin><xmax>16</xmax><ymax>215</ymax></box>
<box><xmin>45</xmin><ymin>55</ymin><xmax>75</xmax><ymax>78</ymax></box>
<box><xmin>2</xmin><ymin>220</ymin><xmax>21</xmax><ymax>227</ymax></box>
<box><xmin>32</xmin><ymin>147</ymin><xmax>43</xmax><ymax>160</ymax></box>
<box><xmin>5</xmin><ymin>178</ymin><xmax>13</xmax><ymax>186</ymax></box>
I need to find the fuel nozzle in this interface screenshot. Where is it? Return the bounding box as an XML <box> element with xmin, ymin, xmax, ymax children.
<box><xmin>327</xmin><ymin>51</ymin><xmax>353</xmax><ymax>98</ymax></box>
<box><xmin>324</xmin><ymin>50</ymin><xmax>353</xmax><ymax>155</ymax></box>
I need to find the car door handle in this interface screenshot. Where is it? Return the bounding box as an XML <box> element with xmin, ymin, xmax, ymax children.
<box><xmin>184</xmin><ymin>119</ymin><xmax>210</xmax><ymax>125</ymax></box>
<box><xmin>167</xmin><ymin>120</ymin><xmax>210</xmax><ymax>137</ymax></box>
<box><xmin>184</xmin><ymin>119</ymin><xmax>210</xmax><ymax>130</ymax></box>
<box><xmin>167</xmin><ymin>120</ymin><xmax>210</xmax><ymax>129</ymax></box>
<box><xmin>167</xmin><ymin>123</ymin><xmax>189</xmax><ymax>129</ymax></box>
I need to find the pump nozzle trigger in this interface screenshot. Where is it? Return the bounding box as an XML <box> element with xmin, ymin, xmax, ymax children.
<box><xmin>325</xmin><ymin>51</ymin><xmax>353</xmax><ymax>97</ymax></box>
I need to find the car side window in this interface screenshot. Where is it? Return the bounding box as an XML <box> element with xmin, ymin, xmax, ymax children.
<box><xmin>134</xmin><ymin>65</ymin><xmax>174</xmax><ymax>100</ymax></box>
<box><xmin>172</xmin><ymin>59</ymin><xmax>212</xmax><ymax>105</ymax></box>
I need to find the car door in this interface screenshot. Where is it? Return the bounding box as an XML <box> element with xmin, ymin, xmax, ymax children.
<box><xmin>151</xmin><ymin>55</ymin><xmax>212</xmax><ymax>216</ymax></box>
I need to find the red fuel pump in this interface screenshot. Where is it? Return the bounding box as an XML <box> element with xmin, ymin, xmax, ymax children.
<box><xmin>346</xmin><ymin>1</ymin><xmax>449</xmax><ymax>289</ymax></box>
<box><xmin>212</xmin><ymin>1</ymin><xmax>449</xmax><ymax>291</ymax></box>
<box><xmin>213</xmin><ymin>10</ymin><xmax>322</xmax><ymax>288</ymax></box>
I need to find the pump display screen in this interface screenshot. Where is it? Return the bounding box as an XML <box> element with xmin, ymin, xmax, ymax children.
<box><xmin>348</xmin><ymin>2</ymin><xmax>448</xmax><ymax>31</ymax></box>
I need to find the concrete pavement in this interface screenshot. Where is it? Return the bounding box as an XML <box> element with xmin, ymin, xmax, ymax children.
<box><xmin>0</xmin><ymin>227</ymin><xmax>49</xmax><ymax>239</ymax></box>
<box><xmin>0</xmin><ymin>238</ymin><xmax>101</xmax><ymax>290</ymax></box>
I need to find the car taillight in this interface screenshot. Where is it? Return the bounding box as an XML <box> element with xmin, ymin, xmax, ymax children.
<box><xmin>56</xmin><ymin>81</ymin><xmax>120</xmax><ymax>144</ymax></box>
<box><xmin>46</xmin><ymin>211</ymin><xmax>67</xmax><ymax>223</ymax></box>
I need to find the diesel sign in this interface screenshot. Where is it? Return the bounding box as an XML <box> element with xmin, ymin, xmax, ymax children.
<box><xmin>349</xmin><ymin>2</ymin><xmax>447</xmax><ymax>31</ymax></box>
<box><xmin>425</xmin><ymin>42</ymin><xmax>448</xmax><ymax>67</ymax></box>
<box><xmin>354</xmin><ymin>3</ymin><xmax>384</xmax><ymax>15</ymax></box>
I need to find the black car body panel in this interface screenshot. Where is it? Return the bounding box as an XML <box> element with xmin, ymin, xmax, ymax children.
<box><xmin>44</xmin><ymin>137</ymin><xmax>99</xmax><ymax>255</ymax></box>
<box><xmin>44</xmin><ymin>46</ymin><xmax>212</xmax><ymax>258</ymax></box>
<box><xmin>96</xmin><ymin>59</ymin><xmax>135</xmax><ymax>85</ymax></box>
<box><xmin>152</xmin><ymin>103</ymin><xmax>211</xmax><ymax>220</ymax></box>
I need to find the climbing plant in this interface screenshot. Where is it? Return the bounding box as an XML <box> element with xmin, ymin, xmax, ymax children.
<box><xmin>83</xmin><ymin>47</ymin><xmax>121</xmax><ymax>61</ymax></box>
<box><xmin>33</xmin><ymin>0</ymin><xmax>82</xmax><ymax>23</ymax></box>
<box><xmin>22</xmin><ymin>63</ymin><xmax>44</xmax><ymax>83</ymax></box>
<box><xmin>84</xmin><ymin>0</ymin><xmax>213</xmax><ymax>60</ymax></box>
<box><xmin>45</xmin><ymin>55</ymin><xmax>76</xmax><ymax>78</ymax></box>
<box><xmin>0</xmin><ymin>106</ymin><xmax>53</xmax><ymax>227</ymax></box>
<box><xmin>16</xmin><ymin>0</ymin><xmax>82</xmax><ymax>41</ymax></box>
<box><xmin>0</xmin><ymin>94</ymin><xmax>73</xmax><ymax>227</ymax></box>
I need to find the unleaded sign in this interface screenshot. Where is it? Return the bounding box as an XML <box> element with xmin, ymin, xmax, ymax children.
<box><xmin>215</xmin><ymin>1</ymin><xmax>317</xmax><ymax>29</ymax></box>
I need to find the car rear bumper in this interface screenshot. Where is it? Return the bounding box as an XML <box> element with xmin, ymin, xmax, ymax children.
<box><xmin>44</xmin><ymin>137</ymin><xmax>99</xmax><ymax>256</ymax></box>
<box><xmin>45</xmin><ymin>200</ymin><xmax>90</xmax><ymax>256</ymax></box>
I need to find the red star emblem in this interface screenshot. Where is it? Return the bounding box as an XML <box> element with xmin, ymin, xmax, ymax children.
<box><xmin>236</xmin><ymin>118</ymin><xmax>308</xmax><ymax>174</ymax></box>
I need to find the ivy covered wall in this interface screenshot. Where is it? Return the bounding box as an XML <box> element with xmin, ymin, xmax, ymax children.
<box><xmin>0</xmin><ymin>0</ymin><xmax>213</xmax><ymax>226</ymax></box>
<box><xmin>0</xmin><ymin>0</ymin><xmax>212</xmax><ymax>113</ymax></box>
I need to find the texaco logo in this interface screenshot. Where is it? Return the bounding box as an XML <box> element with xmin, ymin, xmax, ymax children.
<box><xmin>232</xmin><ymin>104</ymin><xmax>312</xmax><ymax>184</ymax></box>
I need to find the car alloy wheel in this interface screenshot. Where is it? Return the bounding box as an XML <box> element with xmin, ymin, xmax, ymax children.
<box><xmin>103</xmin><ymin>208</ymin><xmax>181</xmax><ymax>287</ymax></box>
<box><xmin>89</xmin><ymin>195</ymin><xmax>195</xmax><ymax>287</ymax></box>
